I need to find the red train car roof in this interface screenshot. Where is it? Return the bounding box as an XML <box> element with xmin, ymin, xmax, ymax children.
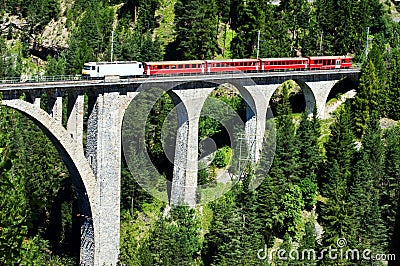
<box><xmin>144</xmin><ymin>60</ymin><xmax>204</xmax><ymax>65</ymax></box>
<box><xmin>308</xmin><ymin>56</ymin><xmax>351</xmax><ymax>60</ymax></box>
<box><xmin>259</xmin><ymin>57</ymin><xmax>308</xmax><ymax>61</ymax></box>
<box><xmin>205</xmin><ymin>59</ymin><xmax>260</xmax><ymax>63</ymax></box>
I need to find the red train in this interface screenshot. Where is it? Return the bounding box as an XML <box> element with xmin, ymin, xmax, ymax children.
<box><xmin>143</xmin><ymin>56</ymin><xmax>352</xmax><ymax>75</ymax></box>
<box><xmin>82</xmin><ymin>56</ymin><xmax>352</xmax><ymax>78</ymax></box>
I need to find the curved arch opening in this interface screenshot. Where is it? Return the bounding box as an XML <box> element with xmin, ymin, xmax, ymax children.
<box><xmin>198</xmin><ymin>83</ymin><xmax>246</xmax><ymax>186</ymax></box>
<box><xmin>269</xmin><ymin>80</ymin><xmax>315</xmax><ymax>118</ymax></box>
<box><xmin>1</xmin><ymin>105</ymin><xmax>92</xmax><ymax>264</ymax></box>
<box><xmin>325</xmin><ymin>77</ymin><xmax>359</xmax><ymax>115</ymax></box>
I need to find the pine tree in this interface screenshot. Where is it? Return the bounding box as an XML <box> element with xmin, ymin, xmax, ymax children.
<box><xmin>314</xmin><ymin>0</ymin><xmax>337</xmax><ymax>54</ymax></box>
<box><xmin>319</xmin><ymin>103</ymin><xmax>356</xmax><ymax>264</ymax></box>
<box><xmin>296</xmin><ymin>108</ymin><xmax>321</xmax><ymax>209</ymax></box>
<box><xmin>348</xmin><ymin>113</ymin><xmax>387</xmax><ymax>258</ymax></box>
<box><xmin>45</xmin><ymin>53</ymin><xmax>67</xmax><ymax>76</ymax></box>
<box><xmin>276</xmin><ymin>83</ymin><xmax>298</xmax><ymax>184</ymax></box>
<box><xmin>369</xmin><ymin>42</ymin><xmax>388</xmax><ymax>116</ymax></box>
<box><xmin>387</xmin><ymin>49</ymin><xmax>400</xmax><ymax>120</ymax></box>
<box><xmin>255</xmin><ymin>83</ymin><xmax>302</xmax><ymax>242</ymax></box>
<box><xmin>0</xmin><ymin>104</ymin><xmax>51</xmax><ymax>264</ymax></box>
<box><xmin>279</xmin><ymin>0</ymin><xmax>311</xmax><ymax>56</ymax></box>
<box><xmin>230</xmin><ymin>0</ymin><xmax>263</xmax><ymax>58</ymax></box>
<box><xmin>202</xmin><ymin>191</ymin><xmax>243</xmax><ymax>265</ymax></box>
<box><xmin>259</xmin><ymin>11</ymin><xmax>292</xmax><ymax>58</ymax></box>
<box><xmin>146</xmin><ymin>206</ymin><xmax>201</xmax><ymax>265</ymax></box>
<box><xmin>382</xmin><ymin>126</ymin><xmax>400</xmax><ymax>257</ymax></box>
<box><xmin>173</xmin><ymin>0</ymin><xmax>218</xmax><ymax>60</ymax></box>
<box><xmin>352</xmin><ymin>60</ymin><xmax>380</xmax><ymax>137</ymax></box>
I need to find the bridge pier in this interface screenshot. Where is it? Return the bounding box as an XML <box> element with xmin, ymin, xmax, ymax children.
<box><xmin>170</xmin><ymin>88</ymin><xmax>214</xmax><ymax>206</ymax></box>
<box><xmin>47</xmin><ymin>94</ymin><xmax>63</xmax><ymax>124</ymax></box>
<box><xmin>86</xmin><ymin>92</ymin><xmax>121</xmax><ymax>266</ymax></box>
<box><xmin>243</xmin><ymin>85</ymin><xmax>277</xmax><ymax>162</ymax></box>
<box><xmin>67</xmin><ymin>94</ymin><xmax>84</xmax><ymax>145</ymax></box>
<box><xmin>306</xmin><ymin>80</ymin><xmax>339</xmax><ymax>119</ymax></box>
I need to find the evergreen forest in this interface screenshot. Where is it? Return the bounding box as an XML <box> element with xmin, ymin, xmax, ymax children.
<box><xmin>1</xmin><ymin>0</ymin><xmax>400</xmax><ymax>265</ymax></box>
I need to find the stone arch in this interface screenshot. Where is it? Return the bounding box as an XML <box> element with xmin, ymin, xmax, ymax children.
<box><xmin>2</xmin><ymin>99</ymin><xmax>96</xmax><ymax>265</ymax></box>
<box><xmin>287</xmin><ymin>79</ymin><xmax>316</xmax><ymax>115</ymax></box>
<box><xmin>120</xmin><ymin>86</ymin><xmax>193</xmax><ymax>206</ymax></box>
<box><xmin>326</xmin><ymin>76</ymin><xmax>359</xmax><ymax>103</ymax></box>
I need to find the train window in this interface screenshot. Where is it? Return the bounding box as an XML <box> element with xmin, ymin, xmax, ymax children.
<box><xmin>342</xmin><ymin>60</ymin><xmax>345</xmax><ymax>63</ymax></box>
<box><xmin>178</xmin><ymin>65</ymin><xmax>183</xmax><ymax>69</ymax></box>
<box><xmin>216</xmin><ymin>63</ymin><xmax>220</xmax><ymax>67</ymax></box>
<box><xmin>185</xmin><ymin>64</ymin><xmax>190</xmax><ymax>68</ymax></box>
<box><xmin>139</xmin><ymin>64</ymin><xmax>142</xmax><ymax>68</ymax></box>
<box><xmin>165</xmin><ymin>65</ymin><xmax>169</xmax><ymax>69</ymax></box>
<box><xmin>92</xmin><ymin>66</ymin><xmax>95</xmax><ymax>70</ymax></box>
<box><xmin>192</xmin><ymin>64</ymin><xmax>196</xmax><ymax>68</ymax></box>
<box><xmin>172</xmin><ymin>65</ymin><xmax>176</xmax><ymax>69</ymax></box>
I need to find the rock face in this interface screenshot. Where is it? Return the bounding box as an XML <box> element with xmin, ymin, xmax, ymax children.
<box><xmin>1</xmin><ymin>6</ymin><xmax>70</xmax><ymax>60</ymax></box>
<box><xmin>30</xmin><ymin>16</ymin><xmax>70</xmax><ymax>59</ymax></box>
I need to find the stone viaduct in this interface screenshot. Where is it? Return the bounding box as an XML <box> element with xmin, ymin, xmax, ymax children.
<box><xmin>0</xmin><ymin>69</ymin><xmax>360</xmax><ymax>265</ymax></box>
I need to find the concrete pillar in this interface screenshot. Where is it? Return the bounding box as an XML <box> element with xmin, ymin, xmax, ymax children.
<box><xmin>33</xmin><ymin>97</ymin><xmax>41</xmax><ymax>108</ymax></box>
<box><xmin>67</xmin><ymin>94</ymin><xmax>84</xmax><ymax>146</ymax></box>
<box><xmin>306</xmin><ymin>80</ymin><xmax>338</xmax><ymax>119</ymax></box>
<box><xmin>47</xmin><ymin>95</ymin><xmax>63</xmax><ymax>124</ymax></box>
<box><xmin>26</xmin><ymin>93</ymin><xmax>41</xmax><ymax>108</ymax></box>
<box><xmin>170</xmin><ymin>88</ymin><xmax>214</xmax><ymax>206</ymax></box>
<box><xmin>119</xmin><ymin>92</ymin><xmax>140</xmax><ymax>127</ymax></box>
<box><xmin>86</xmin><ymin>92</ymin><xmax>121</xmax><ymax>266</ymax></box>
<box><xmin>243</xmin><ymin>85</ymin><xmax>277</xmax><ymax>161</ymax></box>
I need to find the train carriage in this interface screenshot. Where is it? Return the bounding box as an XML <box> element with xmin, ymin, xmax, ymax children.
<box><xmin>308</xmin><ymin>56</ymin><xmax>352</xmax><ymax>70</ymax></box>
<box><xmin>260</xmin><ymin>58</ymin><xmax>309</xmax><ymax>71</ymax></box>
<box><xmin>205</xmin><ymin>59</ymin><xmax>260</xmax><ymax>73</ymax></box>
<box><xmin>143</xmin><ymin>60</ymin><xmax>205</xmax><ymax>75</ymax></box>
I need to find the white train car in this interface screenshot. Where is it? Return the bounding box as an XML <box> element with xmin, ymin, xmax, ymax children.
<box><xmin>82</xmin><ymin>61</ymin><xmax>144</xmax><ymax>78</ymax></box>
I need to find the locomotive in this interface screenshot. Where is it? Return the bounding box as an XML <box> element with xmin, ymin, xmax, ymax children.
<box><xmin>81</xmin><ymin>56</ymin><xmax>352</xmax><ymax>79</ymax></box>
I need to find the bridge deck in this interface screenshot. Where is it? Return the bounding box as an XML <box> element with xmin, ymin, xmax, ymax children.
<box><xmin>0</xmin><ymin>69</ymin><xmax>360</xmax><ymax>98</ymax></box>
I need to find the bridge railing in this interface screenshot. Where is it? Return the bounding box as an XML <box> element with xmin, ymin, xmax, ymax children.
<box><xmin>0</xmin><ymin>75</ymin><xmax>84</xmax><ymax>84</ymax></box>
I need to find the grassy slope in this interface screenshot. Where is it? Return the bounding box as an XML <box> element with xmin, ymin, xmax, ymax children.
<box><xmin>154</xmin><ymin>0</ymin><xmax>176</xmax><ymax>56</ymax></box>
